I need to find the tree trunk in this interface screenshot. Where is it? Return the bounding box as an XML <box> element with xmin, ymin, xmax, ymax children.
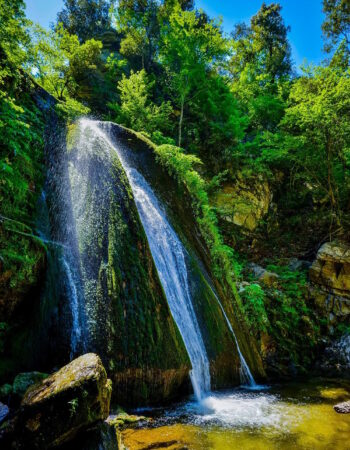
<box><xmin>178</xmin><ymin>96</ymin><xmax>184</xmax><ymax>147</ymax></box>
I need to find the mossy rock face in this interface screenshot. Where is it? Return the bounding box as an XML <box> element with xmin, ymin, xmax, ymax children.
<box><xmin>2</xmin><ymin>354</ymin><xmax>112</xmax><ymax>449</ymax></box>
<box><xmin>214</xmin><ymin>175</ymin><xmax>272</xmax><ymax>232</ymax></box>
<box><xmin>68</xmin><ymin>122</ymin><xmax>190</xmax><ymax>405</ymax></box>
<box><xmin>104</xmin><ymin>123</ymin><xmax>265</xmax><ymax>386</ymax></box>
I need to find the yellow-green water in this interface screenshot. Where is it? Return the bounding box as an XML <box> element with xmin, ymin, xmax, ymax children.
<box><xmin>121</xmin><ymin>379</ymin><xmax>350</xmax><ymax>450</ymax></box>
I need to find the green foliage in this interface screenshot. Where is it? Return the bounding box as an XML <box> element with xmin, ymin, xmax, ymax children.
<box><xmin>0</xmin><ymin>0</ymin><xmax>29</xmax><ymax>84</ymax></box>
<box><xmin>0</xmin><ymin>91</ymin><xmax>44</xmax><ymax>222</ymax></box>
<box><xmin>280</xmin><ymin>65</ymin><xmax>350</xmax><ymax>229</ymax></box>
<box><xmin>112</xmin><ymin>69</ymin><xmax>172</xmax><ymax>135</ymax></box>
<box><xmin>29</xmin><ymin>23</ymin><xmax>102</xmax><ymax>114</ymax></box>
<box><xmin>115</xmin><ymin>0</ymin><xmax>160</xmax><ymax>71</ymax></box>
<box><xmin>241</xmin><ymin>283</ymin><xmax>269</xmax><ymax>336</ymax></box>
<box><xmin>57</xmin><ymin>0</ymin><xmax>114</xmax><ymax>42</ymax></box>
<box><xmin>263</xmin><ymin>265</ymin><xmax>320</xmax><ymax>368</ymax></box>
<box><xmin>56</xmin><ymin>97</ymin><xmax>90</xmax><ymax>120</ymax></box>
<box><xmin>322</xmin><ymin>0</ymin><xmax>350</xmax><ymax>59</ymax></box>
<box><xmin>159</xmin><ymin>4</ymin><xmax>228</xmax><ymax>147</ymax></box>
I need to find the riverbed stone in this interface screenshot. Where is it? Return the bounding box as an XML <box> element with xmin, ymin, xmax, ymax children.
<box><xmin>5</xmin><ymin>353</ymin><xmax>112</xmax><ymax>448</ymax></box>
<box><xmin>0</xmin><ymin>402</ymin><xmax>9</xmax><ymax>424</ymax></box>
<box><xmin>334</xmin><ymin>401</ymin><xmax>350</xmax><ymax>414</ymax></box>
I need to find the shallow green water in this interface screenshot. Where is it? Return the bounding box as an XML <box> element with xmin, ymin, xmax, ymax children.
<box><xmin>121</xmin><ymin>379</ymin><xmax>350</xmax><ymax>450</ymax></box>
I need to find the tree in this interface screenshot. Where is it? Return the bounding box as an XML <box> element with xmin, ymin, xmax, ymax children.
<box><xmin>250</xmin><ymin>3</ymin><xmax>292</xmax><ymax>83</ymax></box>
<box><xmin>253</xmin><ymin>66</ymin><xmax>350</xmax><ymax>232</ymax></box>
<box><xmin>281</xmin><ymin>66</ymin><xmax>350</xmax><ymax>229</ymax></box>
<box><xmin>229</xmin><ymin>3</ymin><xmax>292</xmax><ymax>133</ymax></box>
<box><xmin>115</xmin><ymin>0</ymin><xmax>160</xmax><ymax>71</ymax></box>
<box><xmin>0</xmin><ymin>0</ymin><xmax>29</xmax><ymax>84</ymax></box>
<box><xmin>112</xmin><ymin>69</ymin><xmax>172</xmax><ymax>138</ymax></box>
<box><xmin>29</xmin><ymin>23</ymin><xmax>102</xmax><ymax>114</ymax></box>
<box><xmin>57</xmin><ymin>0</ymin><xmax>114</xmax><ymax>42</ymax></box>
<box><xmin>159</xmin><ymin>5</ymin><xmax>227</xmax><ymax>146</ymax></box>
<box><xmin>322</xmin><ymin>0</ymin><xmax>350</xmax><ymax>56</ymax></box>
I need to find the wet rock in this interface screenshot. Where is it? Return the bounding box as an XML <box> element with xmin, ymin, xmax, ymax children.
<box><xmin>13</xmin><ymin>372</ymin><xmax>49</xmax><ymax>399</ymax></box>
<box><xmin>0</xmin><ymin>402</ymin><xmax>9</xmax><ymax>423</ymax></box>
<box><xmin>68</xmin><ymin>122</ymin><xmax>190</xmax><ymax>405</ymax></box>
<box><xmin>310</xmin><ymin>241</ymin><xmax>350</xmax><ymax>297</ymax></box>
<box><xmin>4</xmin><ymin>353</ymin><xmax>112</xmax><ymax>449</ymax></box>
<box><xmin>334</xmin><ymin>401</ymin><xmax>350</xmax><ymax>414</ymax></box>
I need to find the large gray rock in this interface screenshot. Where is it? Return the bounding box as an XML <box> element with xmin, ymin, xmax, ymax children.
<box><xmin>2</xmin><ymin>353</ymin><xmax>112</xmax><ymax>449</ymax></box>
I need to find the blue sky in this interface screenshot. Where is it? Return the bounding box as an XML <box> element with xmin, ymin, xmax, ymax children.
<box><xmin>25</xmin><ymin>0</ymin><xmax>325</xmax><ymax>68</ymax></box>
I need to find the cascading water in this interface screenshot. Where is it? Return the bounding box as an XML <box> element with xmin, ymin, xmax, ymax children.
<box><xmin>77</xmin><ymin>119</ymin><xmax>261</xmax><ymax>403</ymax></box>
<box><xmin>78</xmin><ymin>119</ymin><xmax>211</xmax><ymax>401</ymax></box>
<box><xmin>215</xmin><ymin>294</ymin><xmax>256</xmax><ymax>387</ymax></box>
<box><xmin>62</xmin><ymin>255</ymin><xmax>82</xmax><ymax>359</ymax></box>
<box><xmin>36</xmin><ymin>188</ymin><xmax>85</xmax><ymax>360</ymax></box>
<box><xmin>126</xmin><ymin>168</ymin><xmax>211</xmax><ymax>401</ymax></box>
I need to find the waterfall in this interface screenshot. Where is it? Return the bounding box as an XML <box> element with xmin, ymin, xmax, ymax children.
<box><xmin>210</xmin><ymin>290</ymin><xmax>256</xmax><ymax>387</ymax></box>
<box><xmin>78</xmin><ymin>119</ymin><xmax>211</xmax><ymax>401</ymax></box>
<box><xmin>126</xmin><ymin>168</ymin><xmax>211</xmax><ymax>400</ymax></box>
<box><xmin>36</xmin><ymin>187</ymin><xmax>85</xmax><ymax>360</ymax></box>
<box><xmin>62</xmin><ymin>255</ymin><xmax>82</xmax><ymax>359</ymax></box>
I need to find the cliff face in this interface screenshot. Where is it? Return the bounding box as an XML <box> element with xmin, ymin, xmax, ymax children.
<box><xmin>0</xmin><ymin>79</ymin><xmax>70</xmax><ymax>383</ymax></box>
<box><xmin>102</xmin><ymin>122</ymin><xmax>266</xmax><ymax>386</ymax></box>
<box><xmin>67</xmin><ymin>122</ymin><xmax>190</xmax><ymax>405</ymax></box>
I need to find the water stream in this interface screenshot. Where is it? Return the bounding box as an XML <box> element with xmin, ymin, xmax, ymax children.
<box><xmin>123</xmin><ymin>379</ymin><xmax>350</xmax><ymax>450</ymax></box>
<box><xmin>209</xmin><ymin>287</ymin><xmax>256</xmax><ymax>387</ymax></box>
<box><xmin>78</xmin><ymin>119</ymin><xmax>258</xmax><ymax>401</ymax></box>
<box><xmin>36</xmin><ymin>188</ymin><xmax>84</xmax><ymax>360</ymax></box>
<box><xmin>79</xmin><ymin>119</ymin><xmax>211</xmax><ymax>400</ymax></box>
<box><xmin>62</xmin><ymin>255</ymin><xmax>82</xmax><ymax>359</ymax></box>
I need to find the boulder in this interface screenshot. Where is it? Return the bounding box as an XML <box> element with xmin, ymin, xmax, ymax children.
<box><xmin>334</xmin><ymin>401</ymin><xmax>350</xmax><ymax>414</ymax></box>
<box><xmin>13</xmin><ymin>372</ymin><xmax>48</xmax><ymax>398</ymax></box>
<box><xmin>4</xmin><ymin>353</ymin><xmax>112</xmax><ymax>449</ymax></box>
<box><xmin>215</xmin><ymin>174</ymin><xmax>272</xmax><ymax>232</ymax></box>
<box><xmin>0</xmin><ymin>402</ymin><xmax>9</xmax><ymax>424</ymax></box>
<box><xmin>310</xmin><ymin>241</ymin><xmax>350</xmax><ymax>297</ymax></box>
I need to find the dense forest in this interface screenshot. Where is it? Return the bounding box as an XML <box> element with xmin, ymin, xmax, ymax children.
<box><xmin>1</xmin><ymin>0</ymin><xmax>350</xmax><ymax>449</ymax></box>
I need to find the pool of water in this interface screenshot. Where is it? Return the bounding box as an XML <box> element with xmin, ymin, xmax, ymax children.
<box><xmin>121</xmin><ymin>379</ymin><xmax>350</xmax><ymax>450</ymax></box>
